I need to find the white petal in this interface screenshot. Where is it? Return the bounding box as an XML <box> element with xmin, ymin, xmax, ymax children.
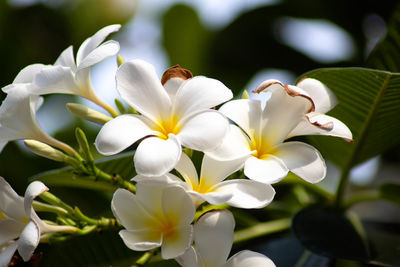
<box><xmin>260</xmin><ymin>82</ymin><xmax>312</xmax><ymax>145</ymax></box>
<box><xmin>219</xmin><ymin>99</ymin><xmax>262</xmax><ymax>140</ymax></box>
<box><xmin>173</xmin><ymin>76</ymin><xmax>232</xmax><ymax>119</ymax></box>
<box><xmin>0</xmin><ymin>242</ymin><xmax>18</xmax><ymax>267</ymax></box>
<box><xmin>194</xmin><ymin>210</ymin><xmax>235</xmax><ymax>266</ymax></box>
<box><xmin>76</xmin><ymin>24</ymin><xmax>121</xmax><ymax>66</ymax></box>
<box><xmin>55</xmin><ymin>46</ymin><xmax>76</xmax><ymax>71</ymax></box>
<box><xmin>225</xmin><ymin>250</ymin><xmax>275</xmax><ymax>267</ymax></box>
<box><xmin>200</xmin><ymin>154</ymin><xmax>244</xmax><ymax>187</ymax></box>
<box><xmin>95</xmin><ymin>114</ymin><xmax>158</xmax><ymax>155</ymax></box>
<box><xmin>0</xmin><ymin>220</ymin><xmax>25</xmax><ymax>246</ymax></box>
<box><xmin>274</xmin><ymin>141</ymin><xmax>326</xmax><ymax>183</ymax></box>
<box><xmin>289</xmin><ymin>113</ymin><xmax>353</xmax><ymax>141</ymax></box>
<box><xmin>164</xmin><ymin>78</ymin><xmax>185</xmax><ymax>102</ymax></box>
<box><xmin>0</xmin><ymin>177</ymin><xmax>26</xmax><ymax>221</ymax></box>
<box><xmin>111</xmin><ymin>189</ymin><xmax>157</xmax><ymax>231</ymax></box>
<box><xmin>132</xmin><ymin>173</ymin><xmax>183</xmax><ymax>185</ymax></box>
<box><xmin>162</xmin><ymin>186</ymin><xmax>195</xmax><ymax>226</ymax></box>
<box><xmin>161</xmin><ymin>225</ymin><xmax>193</xmax><ymax>259</ymax></box>
<box><xmin>244</xmin><ymin>156</ymin><xmax>288</xmax><ymax>184</ymax></box>
<box><xmin>213</xmin><ymin>180</ymin><xmax>275</xmax><ymax>209</ymax></box>
<box><xmin>175</xmin><ymin>152</ymin><xmax>199</xmax><ymax>187</ymax></box>
<box><xmin>116</xmin><ymin>60</ymin><xmax>171</xmax><ymax>123</ymax></box>
<box><xmin>175</xmin><ymin>246</ymin><xmax>201</xmax><ymax>267</ymax></box>
<box><xmin>0</xmin><ymin>84</ymin><xmax>45</xmax><ymax>141</ymax></box>
<box><xmin>296</xmin><ymin>78</ymin><xmax>337</xmax><ymax>113</ymax></box>
<box><xmin>24</xmin><ymin>181</ymin><xmax>48</xmax><ymax>219</ymax></box>
<box><xmin>134</xmin><ymin>135</ymin><xmax>182</xmax><ymax>177</ymax></box>
<box><xmin>119</xmin><ymin>229</ymin><xmax>162</xmax><ymax>251</ymax></box>
<box><xmin>77</xmin><ymin>40</ymin><xmax>120</xmax><ymax>71</ymax></box>
<box><xmin>177</xmin><ymin>110</ymin><xmax>229</xmax><ymax>152</ymax></box>
<box><xmin>17</xmin><ymin>220</ymin><xmax>40</xmax><ymax>261</ymax></box>
<box><xmin>33</xmin><ymin>65</ymin><xmax>82</xmax><ymax>96</ymax></box>
<box><xmin>206</xmin><ymin>124</ymin><xmax>253</xmax><ymax>161</ymax></box>
<box><xmin>13</xmin><ymin>64</ymin><xmax>46</xmax><ymax>84</ymax></box>
<box><xmin>188</xmin><ymin>190</ymin><xmax>232</xmax><ymax>206</ymax></box>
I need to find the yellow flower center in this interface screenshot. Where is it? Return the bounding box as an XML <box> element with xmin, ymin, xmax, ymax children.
<box><xmin>157</xmin><ymin>115</ymin><xmax>181</xmax><ymax>140</ymax></box>
<box><xmin>192</xmin><ymin>178</ymin><xmax>212</xmax><ymax>194</ymax></box>
<box><xmin>0</xmin><ymin>211</ymin><xmax>6</xmax><ymax>220</ymax></box>
<box><xmin>250</xmin><ymin>139</ymin><xmax>276</xmax><ymax>160</ymax></box>
<box><xmin>158</xmin><ymin>219</ymin><xmax>176</xmax><ymax>238</ymax></box>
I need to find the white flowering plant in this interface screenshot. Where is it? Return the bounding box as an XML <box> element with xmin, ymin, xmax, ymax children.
<box><xmin>1</xmin><ymin>18</ymin><xmax>400</xmax><ymax>267</ymax></box>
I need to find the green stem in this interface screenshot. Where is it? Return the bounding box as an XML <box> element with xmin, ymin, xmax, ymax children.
<box><xmin>194</xmin><ymin>204</ymin><xmax>229</xmax><ymax>220</ymax></box>
<box><xmin>278</xmin><ymin>176</ymin><xmax>332</xmax><ymax>201</ymax></box>
<box><xmin>343</xmin><ymin>190</ymin><xmax>380</xmax><ymax>209</ymax></box>
<box><xmin>132</xmin><ymin>250</ymin><xmax>156</xmax><ymax>267</ymax></box>
<box><xmin>39</xmin><ymin>192</ymin><xmax>74</xmax><ymax>214</ymax></box>
<box><xmin>334</xmin><ymin>167</ymin><xmax>352</xmax><ymax>209</ymax></box>
<box><xmin>32</xmin><ymin>200</ymin><xmax>69</xmax><ymax>217</ymax></box>
<box><xmin>233</xmin><ymin>218</ymin><xmax>291</xmax><ymax>244</ymax></box>
<box><xmin>95</xmin><ymin>168</ymin><xmax>136</xmax><ymax>193</ymax></box>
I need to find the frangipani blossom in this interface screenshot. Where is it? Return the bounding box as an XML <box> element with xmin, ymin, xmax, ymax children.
<box><xmin>176</xmin><ymin>210</ymin><xmax>275</xmax><ymax>267</ymax></box>
<box><xmin>32</xmin><ymin>25</ymin><xmax>121</xmax><ymax>116</ymax></box>
<box><xmin>208</xmin><ymin>86</ymin><xmax>328</xmax><ymax>184</ymax></box>
<box><xmin>96</xmin><ymin>61</ymin><xmax>232</xmax><ymax>177</ymax></box>
<box><xmin>134</xmin><ymin>153</ymin><xmax>275</xmax><ymax>209</ymax></box>
<box><xmin>111</xmin><ymin>183</ymin><xmax>195</xmax><ymax>259</ymax></box>
<box><xmin>0</xmin><ymin>177</ymin><xmax>75</xmax><ymax>265</ymax></box>
<box><xmin>254</xmin><ymin>78</ymin><xmax>353</xmax><ymax>141</ymax></box>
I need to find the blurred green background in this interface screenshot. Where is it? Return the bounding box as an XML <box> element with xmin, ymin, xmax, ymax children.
<box><xmin>1</xmin><ymin>0</ymin><xmax>400</xmax><ymax>266</ymax></box>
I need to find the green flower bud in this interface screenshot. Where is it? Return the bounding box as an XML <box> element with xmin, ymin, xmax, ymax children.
<box><xmin>66</xmin><ymin>103</ymin><xmax>112</xmax><ymax>124</ymax></box>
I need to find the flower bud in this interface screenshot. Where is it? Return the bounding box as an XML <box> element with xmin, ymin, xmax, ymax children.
<box><xmin>241</xmin><ymin>90</ymin><xmax>249</xmax><ymax>99</ymax></box>
<box><xmin>66</xmin><ymin>103</ymin><xmax>112</xmax><ymax>124</ymax></box>
<box><xmin>24</xmin><ymin>140</ymin><xmax>66</xmax><ymax>162</ymax></box>
<box><xmin>117</xmin><ymin>54</ymin><xmax>125</xmax><ymax>67</ymax></box>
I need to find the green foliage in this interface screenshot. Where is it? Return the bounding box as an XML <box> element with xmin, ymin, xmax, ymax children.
<box><xmin>367</xmin><ymin>4</ymin><xmax>400</xmax><ymax>72</ymax></box>
<box><xmin>32</xmin><ymin>152</ymin><xmax>135</xmax><ymax>191</ymax></box>
<box><xmin>300</xmin><ymin>68</ymin><xmax>400</xmax><ymax>169</ymax></box>
<box><xmin>292</xmin><ymin>206</ymin><xmax>400</xmax><ymax>266</ymax></box>
<box><xmin>162</xmin><ymin>4</ymin><xmax>211</xmax><ymax>75</ymax></box>
<box><xmin>379</xmin><ymin>183</ymin><xmax>400</xmax><ymax>205</ymax></box>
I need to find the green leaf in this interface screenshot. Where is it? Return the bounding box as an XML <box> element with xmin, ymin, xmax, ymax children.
<box><xmin>301</xmin><ymin>68</ymin><xmax>400</xmax><ymax>168</ymax></box>
<box><xmin>162</xmin><ymin>4</ymin><xmax>211</xmax><ymax>75</ymax></box>
<box><xmin>292</xmin><ymin>207</ymin><xmax>370</xmax><ymax>262</ymax></box>
<box><xmin>367</xmin><ymin>4</ymin><xmax>400</xmax><ymax>72</ymax></box>
<box><xmin>293</xmin><ymin>207</ymin><xmax>400</xmax><ymax>265</ymax></box>
<box><xmin>38</xmin><ymin>230</ymin><xmax>179</xmax><ymax>267</ymax></box>
<box><xmin>31</xmin><ymin>152</ymin><xmax>135</xmax><ymax>191</ymax></box>
<box><xmin>379</xmin><ymin>183</ymin><xmax>400</xmax><ymax>205</ymax></box>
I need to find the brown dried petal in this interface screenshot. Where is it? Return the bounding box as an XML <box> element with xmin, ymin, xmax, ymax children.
<box><xmin>161</xmin><ymin>65</ymin><xmax>193</xmax><ymax>85</ymax></box>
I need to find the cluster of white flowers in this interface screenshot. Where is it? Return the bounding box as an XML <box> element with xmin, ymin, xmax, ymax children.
<box><xmin>0</xmin><ymin>25</ymin><xmax>352</xmax><ymax>266</ymax></box>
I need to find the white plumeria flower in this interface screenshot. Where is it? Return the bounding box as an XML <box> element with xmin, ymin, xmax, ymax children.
<box><xmin>208</xmin><ymin>84</ymin><xmax>329</xmax><ymax>184</ymax></box>
<box><xmin>134</xmin><ymin>153</ymin><xmax>275</xmax><ymax>209</ymax></box>
<box><xmin>32</xmin><ymin>25</ymin><xmax>121</xmax><ymax>116</ymax></box>
<box><xmin>111</xmin><ymin>183</ymin><xmax>195</xmax><ymax>259</ymax></box>
<box><xmin>0</xmin><ymin>177</ymin><xmax>75</xmax><ymax>266</ymax></box>
<box><xmin>96</xmin><ymin>61</ymin><xmax>233</xmax><ymax>177</ymax></box>
<box><xmin>254</xmin><ymin>78</ymin><xmax>353</xmax><ymax>141</ymax></box>
<box><xmin>176</xmin><ymin>210</ymin><xmax>275</xmax><ymax>267</ymax></box>
<box><xmin>0</xmin><ymin>81</ymin><xmax>75</xmax><ymax>155</ymax></box>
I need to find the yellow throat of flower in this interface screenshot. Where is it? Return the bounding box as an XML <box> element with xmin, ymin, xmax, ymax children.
<box><xmin>250</xmin><ymin>140</ymin><xmax>276</xmax><ymax>160</ymax></box>
<box><xmin>157</xmin><ymin>115</ymin><xmax>181</xmax><ymax>140</ymax></box>
<box><xmin>0</xmin><ymin>210</ymin><xmax>6</xmax><ymax>220</ymax></box>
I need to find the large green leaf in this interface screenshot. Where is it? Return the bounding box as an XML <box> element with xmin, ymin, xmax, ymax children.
<box><xmin>31</xmin><ymin>152</ymin><xmax>135</xmax><ymax>190</ymax></box>
<box><xmin>300</xmin><ymin>68</ymin><xmax>400</xmax><ymax>168</ymax></box>
<box><xmin>293</xmin><ymin>207</ymin><xmax>400</xmax><ymax>265</ymax></box>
